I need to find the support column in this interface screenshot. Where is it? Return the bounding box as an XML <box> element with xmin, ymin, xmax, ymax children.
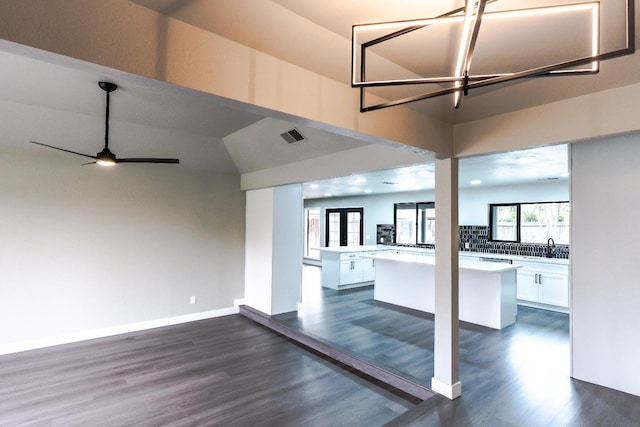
<box><xmin>244</xmin><ymin>184</ymin><xmax>303</xmax><ymax>315</ymax></box>
<box><xmin>432</xmin><ymin>158</ymin><xmax>461</xmax><ymax>399</ymax></box>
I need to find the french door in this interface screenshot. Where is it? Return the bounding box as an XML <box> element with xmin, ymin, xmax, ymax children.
<box><xmin>325</xmin><ymin>208</ymin><xmax>364</xmax><ymax>247</ymax></box>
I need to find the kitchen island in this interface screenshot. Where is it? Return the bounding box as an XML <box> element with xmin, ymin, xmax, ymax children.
<box><xmin>363</xmin><ymin>252</ymin><xmax>521</xmax><ymax>329</ymax></box>
<box><xmin>318</xmin><ymin>245</ymin><xmax>383</xmax><ymax>290</ymax></box>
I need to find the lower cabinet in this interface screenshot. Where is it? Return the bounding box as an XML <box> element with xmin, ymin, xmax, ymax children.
<box><xmin>516</xmin><ymin>261</ymin><xmax>569</xmax><ymax>310</ymax></box>
<box><xmin>338</xmin><ymin>254</ymin><xmax>375</xmax><ymax>288</ymax></box>
<box><xmin>362</xmin><ymin>258</ymin><xmax>376</xmax><ymax>282</ymax></box>
<box><xmin>340</xmin><ymin>259</ymin><xmax>362</xmax><ymax>285</ymax></box>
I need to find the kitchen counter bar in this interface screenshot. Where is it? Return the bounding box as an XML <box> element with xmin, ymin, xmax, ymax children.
<box><xmin>363</xmin><ymin>253</ymin><xmax>521</xmax><ymax>329</ymax></box>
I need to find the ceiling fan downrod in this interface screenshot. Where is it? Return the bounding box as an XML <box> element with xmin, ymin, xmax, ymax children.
<box><xmin>99</xmin><ymin>81</ymin><xmax>117</xmax><ymax>151</ymax></box>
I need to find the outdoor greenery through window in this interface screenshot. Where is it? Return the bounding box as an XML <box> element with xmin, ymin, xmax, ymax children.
<box><xmin>490</xmin><ymin>204</ymin><xmax>519</xmax><ymax>242</ymax></box>
<box><xmin>490</xmin><ymin>201</ymin><xmax>569</xmax><ymax>244</ymax></box>
<box><xmin>394</xmin><ymin>202</ymin><xmax>435</xmax><ymax>245</ymax></box>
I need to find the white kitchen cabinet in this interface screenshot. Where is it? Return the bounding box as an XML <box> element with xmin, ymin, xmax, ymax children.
<box><xmin>516</xmin><ymin>269</ymin><xmax>539</xmax><ymax>302</ymax></box>
<box><xmin>516</xmin><ymin>260</ymin><xmax>569</xmax><ymax>311</ymax></box>
<box><xmin>538</xmin><ymin>272</ymin><xmax>569</xmax><ymax>307</ymax></box>
<box><xmin>320</xmin><ymin>248</ymin><xmax>378</xmax><ymax>289</ymax></box>
<box><xmin>362</xmin><ymin>258</ymin><xmax>376</xmax><ymax>282</ymax></box>
<box><xmin>340</xmin><ymin>257</ymin><xmax>365</xmax><ymax>285</ymax></box>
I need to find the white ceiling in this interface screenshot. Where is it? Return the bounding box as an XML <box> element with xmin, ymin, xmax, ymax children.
<box><xmin>303</xmin><ymin>144</ymin><xmax>568</xmax><ymax>199</ymax></box>
<box><xmin>1</xmin><ymin>1</ymin><xmax>632</xmax><ymax>198</ymax></box>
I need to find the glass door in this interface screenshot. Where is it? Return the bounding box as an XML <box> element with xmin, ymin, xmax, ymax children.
<box><xmin>304</xmin><ymin>208</ymin><xmax>321</xmax><ymax>259</ymax></box>
<box><xmin>325</xmin><ymin>208</ymin><xmax>364</xmax><ymax>247</ymax></box>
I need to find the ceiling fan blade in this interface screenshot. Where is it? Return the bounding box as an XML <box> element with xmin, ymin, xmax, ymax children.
<box><xmin>29</xmin><ymin>141</ymin><xmax>97</xmax><ymax>160</ymax></box>
<box><xmin>116</xmin><ymin>158</ymin><xmax>180</xmax><ymax>164</ymax></box>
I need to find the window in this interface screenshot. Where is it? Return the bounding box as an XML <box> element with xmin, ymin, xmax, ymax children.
<box><xmin>304</xmin><ymin>208</ymin><xmax>321</xmax><ymax>259</ymax></box>
<box><xmin>520</xmin><ymin>202</ymin><xmax>570</xmax><ymax>244</ymax></box>
<box><xmin>395</xmin><ymin>203</ymin><xmax>416</xmax><ymax>244</ymax></box>
<box><xmin>394</xmin><ymin>202</ymin><xmax>435</xmax><ymax>245</ymax></box>
<box><xmin>325</xmin><ymin>208</ymin><xmax>364</xmax><ymax>247</ymax></box>
<box><xmin>490</xmin><ymin>201</ymin><xmax>569</xmax><ymax>244</ymax></box>
<box><xmin>489</xmin><ymin>204</ymin><xmax>519</xmax><ymax>242</ymax></box>
<box><xmin>417</xmin><ymin>202</ymin><xmax>435</xmax><ymax>244</ymax></box>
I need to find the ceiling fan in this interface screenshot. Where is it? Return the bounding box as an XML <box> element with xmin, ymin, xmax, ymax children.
<box><xmin>30</xmin><ymin>81</ymin><xmax>180</xmax><ymax>166</ymax></box>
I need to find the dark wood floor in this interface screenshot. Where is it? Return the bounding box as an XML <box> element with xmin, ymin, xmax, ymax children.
<box><xmin>3</xmin><ymin>266</ymin><xmax>639</xmax><ymax>426</ymax></box>
<box><xmin>273</xmin><ymin>266</ymin><xmax>640</xmax><ymax>426</ymax></box>
<box><xmin>0</xmin><ymin>315</ymin><xmax>416</xmax><ymax>426</ymax></box>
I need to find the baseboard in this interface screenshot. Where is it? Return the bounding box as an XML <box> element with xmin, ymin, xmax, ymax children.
<box><xmin>431</xmin><ymin>377</ymin><xmax>462</xmax><ymax>400</ymax></box>
<box><xmin>0</xmin><ymin>306</ymin><xmax>239</xmax><ymax>356</ymax></box>
<box><xmin>517</xmin><ymin>301</ymin><xmax>569</xmax><ymax>314</ymax></box>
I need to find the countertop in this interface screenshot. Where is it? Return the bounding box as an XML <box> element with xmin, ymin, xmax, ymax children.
<box><xmin>460</xmin><ymin>251</ymin><xmax>569</xmax><ymax>265</ymax></box>
<box><xmin>319</xmin><ymin>245</ymin><xmax>569</xmax><ymax>265</ymax></box>
<box><xmin>318</xmin><ymin>245</ymin><xmax>385</xmax><ymax>254</ymax></box>
<box><xmin>362</xmin><ymin>252</ymin><xmax>522</xmax><ymax>273</ymax></box>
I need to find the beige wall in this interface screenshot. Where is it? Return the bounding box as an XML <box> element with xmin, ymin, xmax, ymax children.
<box><xmin>0</xmin><ymin>0</ymin><xmax>452</xmax><ymax>157</ymax></box>
<box><xmin>0</xmin><ymin>100</ymin><xmax>246</xmax><ymax>349</ymax></box>
<box><xmin>453</xmin><ymin>83</ymin><xmax>640</xmax><ymax>158</ymax></box>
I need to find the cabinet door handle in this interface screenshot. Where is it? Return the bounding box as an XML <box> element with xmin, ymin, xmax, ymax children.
<box><xmin>539</xmin><ymin>274</ymin><xmax>542</xmax><ymax>284</ymax></box>
<box><xmin>535</xmin><ymin>273</ymin><xmax>539</xmax><ymax>284</ymax></box>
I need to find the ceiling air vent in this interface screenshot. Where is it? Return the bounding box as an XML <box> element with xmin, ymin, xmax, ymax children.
<box><xmin>280</xmin><ymin>128</ymin><xmax>306</xmax><ymax>144</ymax></box>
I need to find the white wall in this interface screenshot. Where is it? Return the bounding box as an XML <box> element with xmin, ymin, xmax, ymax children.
<box><xmin>272</xmin><ymin>184</ymin><xmax>303</xmax><ymax>314</ymax></box>
<box><xmin>305</xmin><ymin>190</ymin><xmax>433</xmax><ymax>246</ymax></box>
<box><xmin>245</xmin><ymin>185</ymin><xmax>303</xmax><ymax>315</ymax></box>
<box><xmin>304</xmin><ymin>180</ymin><xmax>568</xmax><ymax>244</ymax></box>
<box><xmin>244</xmin><ymin>188</ymin><xmax>274</xmax><ymax>314</ymax></box>
<box><xmin>571</xmin><ymin>133</ymin><xmax>640</xmax><ymax>397</ymax></box>
<box><xmin>0</xmin><ymin>102</ymin><xmax>246</xmax><ymax>351</ymax></box>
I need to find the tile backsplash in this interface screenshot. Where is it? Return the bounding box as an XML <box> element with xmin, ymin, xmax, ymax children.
<box><xmin>458</xmin><ymin>225</ymin><xmax>569</xmax><ymax>259</ymax></box>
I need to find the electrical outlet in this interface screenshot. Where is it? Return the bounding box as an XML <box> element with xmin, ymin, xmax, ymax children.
<box><xmin>190</xmin><ymin>296</ymin><xmax>197</xmax><ymax>304</ymax></box>
<box><xmin>465</xmin><ymin>242</ymin><xmax>470</xmax><ymax>249</ymax></box>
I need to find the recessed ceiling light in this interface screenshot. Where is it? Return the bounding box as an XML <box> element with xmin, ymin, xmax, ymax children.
<box><xmin>364</xmin><ymin>189</ymin><xmax>373</xmax><ymax>194</ymax></box>
<box><xmin>354</xmin><ymin>177</ymin><xmax>367</xmax><ymax>184</ymax></box>
<box><xmin>517</xmin><ymin>155</ymin><xmax>536</xmax><ymax>164</ymax></box>
<box><xmin>324</xmin><ymin>193</ymin><xmax>332</xmax><ymax>197</ymax></box>
<box><xmin>309</xmin><ymin>183</ymin><xmax>319</xmax><ymax>189</ymax></box>
<box><xmin>470</xmin><ymin>179</ymin><xmax>482</xmax><ymax>185</ymax></box>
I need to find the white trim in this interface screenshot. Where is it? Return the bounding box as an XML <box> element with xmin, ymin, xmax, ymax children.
<box><xmin>0</xmin><ymin>306</ymin><xmax>239</xmax><ymax>356</ymax></box>
<box><xmin>431</xmin><ymin>377</ymin><xmax>462</xmax><ymax>400</ymax></box>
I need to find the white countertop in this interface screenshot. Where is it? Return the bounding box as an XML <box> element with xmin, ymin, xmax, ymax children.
<box><xmin>461</xmin><ymin>251</ymin><xmax>569</xmax><ymax>265</ymax></box>
<box><xmin>318</xmin><ymin>245</ymin><xmax>385</xmax><ymax>254</ymax></box>
<box><xmin>362</xmin><ymin>252</ymin><xmax>522</xmax><ymax>273</ymax></box>
<box><xmin>318</xmin><ymin>245</ymin><xmax>569</xmax><ymax>265</ymax></box>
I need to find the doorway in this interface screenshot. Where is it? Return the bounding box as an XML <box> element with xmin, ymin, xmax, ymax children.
<box><xmin>325</xmin><ymin>208</ymin><xmax>364</xmax><ymax>247</ymax></box>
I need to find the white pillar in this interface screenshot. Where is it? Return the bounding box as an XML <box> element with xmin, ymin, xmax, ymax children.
<box><xmin>244</xmin><ymin>184</ymin><xmax>303</xmax><ymax>315</ymax></box>
<box><xmin>431</xmin><ymin>157</ymin><xmax>461</xmax><ymax>399</ymax></box>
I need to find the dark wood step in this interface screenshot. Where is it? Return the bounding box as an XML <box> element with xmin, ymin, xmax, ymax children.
<box><xmin>239</xmin><ymin>304</ymin><xmax>435</xmax><ymax>401</ymax></box>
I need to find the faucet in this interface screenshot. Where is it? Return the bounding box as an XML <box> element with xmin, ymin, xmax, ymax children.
<box><xmin>546</xmin><ymin>238</ymin><xmax>556</xmax><ymax>258</ymax></box>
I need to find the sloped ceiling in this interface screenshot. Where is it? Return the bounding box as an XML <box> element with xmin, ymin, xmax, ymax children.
<box><xmin>131</xmin><ymin>0</ymin><xmax>640</xmax><ymax>124</ymax></box>
<box><xmin>2</xmin><ymin>1</ymin><xmax>632</xmax><ymax>196</ymax></box>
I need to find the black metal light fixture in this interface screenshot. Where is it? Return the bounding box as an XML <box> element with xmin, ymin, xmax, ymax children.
<box><xmin>352</xmin><ymin>0</ymin><xmax>635</xmax><ymax>112</ymax></box>
<box><xmin>30</xmin><ymin>81</ymin><xmax>180</xmax><ymax>165</ymax></box>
